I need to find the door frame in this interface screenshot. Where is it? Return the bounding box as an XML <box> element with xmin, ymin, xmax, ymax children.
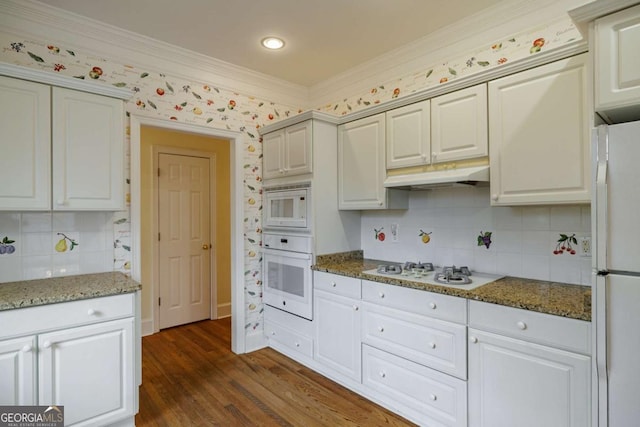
<box><xmin>153</xmin><ymin>146</ymin><xmax>218</xmax><ymax>329</ymax></box>
<box><xmin>130</xmin><ymin>115</ymin><xmax>246</xmax><ymax>354</ymax></box>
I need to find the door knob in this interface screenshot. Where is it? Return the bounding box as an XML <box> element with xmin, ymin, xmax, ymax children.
<box><xmin>202</xmin><ymin>244</ymin><xmax>209</xmax><ymax>250</ymax></box>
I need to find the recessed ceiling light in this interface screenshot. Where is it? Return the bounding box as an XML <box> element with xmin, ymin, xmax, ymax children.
<box><xmin>261</xmin><ymin>37</ymin><xmax>285</xmax><ymax>50</ymax></box>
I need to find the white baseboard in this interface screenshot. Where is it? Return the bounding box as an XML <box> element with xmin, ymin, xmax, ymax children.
<box><xmin>217</xmin><ymin>302</ymin><xmax>231</xmax><ymax>319</ymax></box>
<box><xmin>244</xmin><ymin>331</ymin><xmax>268</xmax><ymax>353</ymax></box>
<box><xmin>141</xmin><ymin>319</ymin><xmax>154</xmax><ymax>337</ymax></box>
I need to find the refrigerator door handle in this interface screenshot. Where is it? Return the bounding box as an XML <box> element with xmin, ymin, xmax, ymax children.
<box><xmin>596</xmin><ymin>126</ymin><xmax>609</xmax><ymax>271</ymax></box>
<box><xmin>597</xmin><ymin>270</ymin><xmax>609</xmax><ymax>276</ymax></box>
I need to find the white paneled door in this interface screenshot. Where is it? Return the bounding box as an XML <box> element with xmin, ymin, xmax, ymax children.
<box><xmin>158</xmin><ymin>153</ymin><xmax>211</xmax><ymax>329</ymax></box>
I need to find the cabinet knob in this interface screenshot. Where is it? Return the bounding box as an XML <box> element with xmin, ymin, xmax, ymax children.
<box><xmin>379</xmin><ymin>371</ymin><xmax>386</xmax><ymax>378</ymax></box>
<box><xmin>22</xmin><ymin>344</ymin><xmax>33</xmax><ymax>353</ymax></box>
<box><xmin>429</xmin><ymin>393</ymin><xmax>437</xmax><ymax>401</ymax></box>
<box><xmin>295</xmin><ymin>342</ymin><xmax>300</xmax><ymax>347</ymax></box>
<box><xmin>516</xmin><ymin>321</ymin><xmax>527</xmax><ymax>330</ymax></box>
<box><xmin>470</xmin><ymin>336</ymin><xmax>478</xmax><ymax>344</ymax></box>
<box><xmin>87</xmin><ymin>308</ymin><xmax>96</xmax><ymax>316</ymax></box>
<box><xmin>42</xmin><ymin>341</ymin><xmax>52</xmax><ymax>349</ymax></box>
<box><xmin>271</xmin><ymin>331</ymin><xmax>276</xmax><ymax>336</ymax></box>
<box><xmin>353</xmin><ymin>305</ymin><xmax>359</xmax><ymax>311</ymax></box>
<box><xmin>378</xmin><ymin>201</ymin><xmax>383</xmax><ymax>206</ymax></box>
<box><xmin>331</xmin><ymin>282</ymin><xmax>337</xmax><ymax>287</ymax></box>
<box><xmin>428</xmin><ymin>342</ymin><xmax>436</xmax><ymax>349</ymax></box>
<box><xmin>491</xmin><ymin>194</ymin><xmax>499</xmax><ymax>201</ymax></box>
<box><xmin>378</xmin><ymin>292</ymin><xmax>385</xmax><ymax>298</ymax></box>
<box><xmin>378</xmin><ymin>326</ymin><xmax>384</xmax><ymax>333</ymax></box>
<box><xmin>279</xmin><ymin>169</ymin><xmax>285</xmax><ymax>174</ymax></box>
<box><xmin>429</xmin><ymin>302</ymin><xmax>436</xmax><ymax>310</ymax></box>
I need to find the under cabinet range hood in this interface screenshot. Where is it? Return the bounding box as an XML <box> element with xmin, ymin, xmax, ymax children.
<box><xmin>383</xmin><ymin>165</ymin><xmax>490</xmax><ymax>190</ymax></box>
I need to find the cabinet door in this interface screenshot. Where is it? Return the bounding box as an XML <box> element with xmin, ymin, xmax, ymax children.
<box><xmin>38</xmin><ymin>318</ymin><xmax>135</xmax><ymax>427</ymax></box>
<box><xmin>432</xmin><ymin>84</ymin><xmax>488</xmax><ymax>162</ymax></box>
<box><xmin>284</xmin><ymin>120</ymin><xmax>312</xmax><ymax>176</ymax></box>
<box><xmin>0</xmin><ymin>76</ymin><xmax>51</xmax><ymax>210</ymax></box>
<box><xmin>595</xmin><ymin>4</ymin><xmax>640</xmax><ymax>121</ymax></box>
<box><xmin>314</xmin><ymin>290</ymin><xmax>361</xmax><ymax>382</ymax></box>
<box><xmin>52</xmin><ymin>87</ymin><xmax>124</xmax><ymax>210</ymax></box>
<box><xmin>386</xmin><ymin>100</ymin><xmax>430</xmax><ymax>169</ymax></box>
<box><xmin>468</xmin><ymin>329</ymin><xmax>590</xmax><ymax>427</ymax></box>
<box><xmin>488</xmin><ymin>54</ymin><xmax>589</xmax><ymax>205</ymax></box>
<box><xmin>338</xmin><ymin>114</ymin><xmax>386</xmax><ymax>209</ymax></box>
<box><xmin>0</xmin><ymin>335</ymin><xmax>36</xmax><ymax>405</ymax></box>
<box><xmin>262</xmin><ymin>130</ymin><xmax>285</xmax><ymax>180</ymax></box>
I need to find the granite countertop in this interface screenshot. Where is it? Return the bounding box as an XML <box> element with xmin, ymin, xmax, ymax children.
<box><xmin>0</xmin><ymin>272</ymin><xmax>141</xmax><ymax>311</ymax></box>
<box><xmin>313</xmin><ymin>251</ymin><xmax>591</xmax><ymax>321</ymax></box>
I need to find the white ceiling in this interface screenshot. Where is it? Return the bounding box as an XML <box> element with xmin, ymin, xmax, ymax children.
<box><xmin>36</xmin><ymin>0</ymin><xmax>509</xmax><ymax>87</ymax></box>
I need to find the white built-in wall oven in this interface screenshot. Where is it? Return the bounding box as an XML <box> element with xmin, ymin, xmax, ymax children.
<box><xmin>262</xmin><ymin>233</ymin><xmax>313</xmax><ymax>320</ymax></box>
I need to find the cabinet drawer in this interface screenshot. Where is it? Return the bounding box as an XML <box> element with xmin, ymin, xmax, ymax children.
<box><xmin>362</xmin><ymin>280</ymin><xmax>466</xmax><ymax>324</ymax></box>
<box><xmin>265</xmin><ymin>320</ymin><xmax>313</xmax><ymax>359</ymax></box>
<box><xmin>362</xmin><ymin>302</ymin><xmax>467</xmax><ymax>379</ymax></box>
<box><xmin>0</xmin><ymin>293</ymin><xmax>135</xmax><ymax>340</ymax></box>
<box><xmin>363</xmin><ymin>344</ymin><xmax>467</xmax><ymax>427</ymax></box>
<box><xmin>314</xmin><ymin>271</ymin><xmax>361</xmax><ymax>299</ymax></box>
<box><xmin>468</xmin><ymin>300</ymin><xmax>591</xmax><ymax>354</ymax></box>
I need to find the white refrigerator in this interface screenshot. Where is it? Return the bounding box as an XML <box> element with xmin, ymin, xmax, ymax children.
<box><xmin>594</xmin><ymin>121</ymin><xmax>640</xmax><ymax>426</ymax></box>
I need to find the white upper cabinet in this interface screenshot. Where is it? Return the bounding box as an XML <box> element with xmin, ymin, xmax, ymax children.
<box><xmin>338</xmin><ymin>114</ymin><xmax>408</xmax><ymax>210</ymax></box>
<box><xmin>0</xmin><ymin>73</ymin><xmax>126</xmax><ymax>211</ymax></box>
<box><xmin>431</xmin><ymin>84</ymin><xmax>488</xmax><ymax>162</ymax></box>
<box><xmin>386</xmin><ymin>100</ymin><xmax>431</xmax><ymax>169</ymax></box>
<box><xmin>595</xmin><ymin>4</ymin><xmax>640</xmax><ymax>123</ymax></box>
<box><xmin>52</xmin><ymin>87</ymin><xmax>125</xmax><ymax>210</ymax></box>
<box><xmin>488</xmin><ymin>54</ymin><xmax>590</xmax><ymax>206</ymax></box>
<box><xmin>262</xmin><ymin>120</ymin><xmax>312</xmax><ymax>180</ymax></box>
<box><xmin>0</xmin><ymin>76</ymin><xmax>51</xmax><ymax>210</ymax></box>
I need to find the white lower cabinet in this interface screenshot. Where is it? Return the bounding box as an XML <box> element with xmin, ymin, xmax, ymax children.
<box><xmin>0</xmin><ymin>293</ymin><xmax>139</xmax><ymax>427</ymax></box>
<box><xmin>38</xmin><ymin>318</ymin><xmax>135</xmax><ymax>426</ymax></box>
<box><xmin>363</xmin><ymin>344</ymin><xmax>467</xmax><ymax>427</ymax></box>
<box><xmin>264</xmin><ymin>305</ymin><xmax>313</xmax><ymax>360</ymax></box>
<box><xmin>0</xmin><ymin>335</ymin><xmax>36</xmax><ymax>405</ymax></box>
<box><xmin>468</xmin><ymin>301</ymin><xmax>591</xmax><ymax>427</ymax></box>
<box><xmin>314</xmin><ymin>289</ymin><xmax>362</xmax><ymax>382</ymax></box>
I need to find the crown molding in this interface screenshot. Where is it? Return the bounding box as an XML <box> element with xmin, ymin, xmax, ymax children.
<box><xmin>309</xmin><ymin>0</ymin><xmax>581</xmax><ymax>107</ymax></box>
<box><xmin>0</xmin><ymin>0</ymin><xmax>310</xmax><ymax>108</ymax></box>
<box><xmin>258</xmin><ymin>110</ymin><xmax>341</xmax><ymax>135</ymax></box>
<box><xmin>0</xmin><ymin>62</ymin><xmax>132</xmax><ymax>99</ymax></box>
<box><xmin>569</xmin><ymin>0</ymin><xmax>639</xmax><ymax>23</ymax></box>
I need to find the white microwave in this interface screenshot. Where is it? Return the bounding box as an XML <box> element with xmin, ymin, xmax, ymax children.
<box><xmin>263</xmin><ymin>187</ymin><xmax>310</xmax><ymax>231</ymax></box>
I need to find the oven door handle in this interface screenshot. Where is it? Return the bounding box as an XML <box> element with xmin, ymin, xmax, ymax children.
<box><xmin>262</xmin><ymin>248</ymin><xmax>312</xmax><ymax>260</ymax></box>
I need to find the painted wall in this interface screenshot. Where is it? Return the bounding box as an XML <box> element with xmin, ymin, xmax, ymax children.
<box><xmin>139</xmin><ymin>126</ymin><xmax>231</xmax><ymax>322</ymax></box>
<box><xmin>361</xmin><ymin>188</ymin><xmax>591</xmax><ymax>286</ymax></box>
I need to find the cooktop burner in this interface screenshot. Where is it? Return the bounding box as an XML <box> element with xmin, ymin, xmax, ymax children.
<box><xmin>434</xmin><ymin>266</ymin><xmax>472</xmax><ymax>285</ymax></box>
<box><xmin>363</xmin><ymin>264</ymin><xmax>503</xmax><ymax>290</ymax></box>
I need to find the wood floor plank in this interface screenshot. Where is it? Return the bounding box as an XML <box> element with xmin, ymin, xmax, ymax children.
<box><xmin>136</xmin><ymin>318</ymin><xmax>416</xmax><ymax>426</ymax></box>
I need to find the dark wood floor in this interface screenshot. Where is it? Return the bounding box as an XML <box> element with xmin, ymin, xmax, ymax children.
<box><xmin>135</xmin><ymin>318</ymin><xmax>415</xmax><ymax>426</ymax></box>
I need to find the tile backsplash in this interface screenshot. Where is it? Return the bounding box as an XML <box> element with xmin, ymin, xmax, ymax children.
<box><xmin>0</xmin><ymin>211</ymin><xmax>114</xmax><ymax>282</ymax></box>
<box><xmin>361</xmin><ymin>187</ymin><xmax>592</xmax><ymax>286</ymax></box>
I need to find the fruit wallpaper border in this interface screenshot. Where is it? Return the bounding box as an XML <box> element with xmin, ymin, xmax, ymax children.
<box><xmin>0</xmin><ymin>16</ymin><xmax>581</xmax><ymax>334</ymax></box>
<box><xmin>315</xmin><ymin>19</ymin><xmax>581</xmax><ymax>116</ymax></box>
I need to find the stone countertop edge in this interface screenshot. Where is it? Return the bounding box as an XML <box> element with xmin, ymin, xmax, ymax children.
<box><xmin>312</xmin><ymin>256</ymin><xmax>591</xmax><ymax>322</ymax></box>
<box><xmin>0</xmin><ymin>272</ymin><xmax>141</xmax><ymax>311</ymax></box>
